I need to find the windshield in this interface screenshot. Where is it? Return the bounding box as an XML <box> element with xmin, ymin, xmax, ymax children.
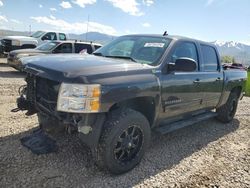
<box><xmin>30</xmin><ymin>31</ymin><xmax>45</xmax><ymax>38</ymax></box>
<box><xmin>36</xmin><ymin>41</ymin><xmax>59</xmax><ymax>51</ymax></box>
<box><xmin>94</xmin><ymin>36</ymin><xmax>172</xmax><ymax>65</ymax></box>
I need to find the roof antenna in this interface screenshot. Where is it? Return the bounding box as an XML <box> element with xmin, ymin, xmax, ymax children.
<box><xmin>163</xmin><ymin>31</ymin><xmax>168</xmax><ymax>36</ymax></box>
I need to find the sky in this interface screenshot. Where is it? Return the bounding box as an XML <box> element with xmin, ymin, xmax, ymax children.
<box><xmin>0</xmin><ymin>0</ymin><xmax>249</xmax><ymax>44</ymax></box>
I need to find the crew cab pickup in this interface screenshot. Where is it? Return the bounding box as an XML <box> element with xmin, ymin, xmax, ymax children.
<box><xmin>15</xmin><ymin>34</ymin><xmax>247</xmax><ymax>174</ymax></box>
<box><xmin>7</xmin><ymin>41</ymin><xmax>102</xmax><ymax>71</ymax></box>
<box><xmin>0</xmin><ymin>31</ymin><xmax>67</xmax><ymax>55</ymax></box>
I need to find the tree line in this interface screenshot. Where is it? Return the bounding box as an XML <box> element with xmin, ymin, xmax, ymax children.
<box><xmin>221</xmin><ymin>56</ymin><xmax>237</xmax><ymax>64</ymax></box>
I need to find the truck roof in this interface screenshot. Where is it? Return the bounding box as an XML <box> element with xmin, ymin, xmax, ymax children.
<box><xmin>124</xmin><ymin>34</ymin><xmax>216</xmax><ymax>48</ymax></box>
<box><xmin>49</xmin><ymin>40</ymin><xmax>102</xmax><ymax>46</ymax></box>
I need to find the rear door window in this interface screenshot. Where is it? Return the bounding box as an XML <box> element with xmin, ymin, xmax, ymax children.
<box><xmin>75</xmin><ymin>43</ymin><xmax>93</xmax><ymax>54</ymax></box>
<box><xmin>59</xmin><ymin>33</ymin><xmax>66</xmax><ymax>40</ymax></box>
<box><xmin>201</xmin><ymin>45</ymin><xmax>219</xmax><ymax>71</ymax></box>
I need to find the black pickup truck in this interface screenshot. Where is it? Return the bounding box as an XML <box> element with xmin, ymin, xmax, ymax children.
<box><xmin>16</xmin><ymin>34</ymin><xmax>247</xmax><ymax>174</ymax></box>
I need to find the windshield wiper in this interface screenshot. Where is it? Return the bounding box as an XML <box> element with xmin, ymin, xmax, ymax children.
<box><xmin>105</xmin><ymin>55</ymin><xmax>137</xmax><ymax>62</ymax></box>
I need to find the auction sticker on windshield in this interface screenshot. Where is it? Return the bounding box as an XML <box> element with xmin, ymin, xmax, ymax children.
<box><xmin>144</xmin><ymin>43</ymin><xmax>165</xmax><ymax>48</ymax></box>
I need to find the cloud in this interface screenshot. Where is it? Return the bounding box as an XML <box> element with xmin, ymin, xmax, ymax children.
<box><xmin>50</xmin><ymin>15</ymin><xmax>56</xmax><ymax>20</ymax></box>
<box><xmin>39</xmin><ymin>4</ymin><xmax>43</xmax><ymax>8</ymax></box>
<box><xmin>0</xmin><ymin>15</ymin><xmax>8</xmax><ymax>22</ymax></box>
<box><xmin>72</xmin><ymin>0</ymin><xmax>96</xmax><ymax>8</ymax></box>
<box><xmin>60</xmin><ymin>1</ymin><xmax>72</xmax><ymax>9</ymax></box>
<box><xmin>10</xmin><ymin>19</ymin><xmax>22</xmax><ymax>24</ymax></box>
<box><xmin>142</xmin><ymin>22</ymin><xmax>151</xmax><ymax>27</ymax></box>
<box><xmin>0</xmin><ymin>1</ymin><xmax>3</xmax><ymax>7</ymax></box>
<box><xmin>106</xmin><ymin>0</ymin><xmax>144</xmax><ymax>16</ymax></box>
<box><xmin>142</xmin><ymin>0</ymin><xmax>154</xmax><ymax>6</ymax></box>
<box><xmin>50</xmin><ymin>8</ymin><xmax>57</xmax><ymax>11</ymax></box>
<box><xmin>30</xmin><ymin>16</ymin><xmax>117</xmax><ymax>35</ymax></box>
<box><xmin>206</xmin><ymin>0</ymin><xmax>215</xmax><ymax>6</ymax></box>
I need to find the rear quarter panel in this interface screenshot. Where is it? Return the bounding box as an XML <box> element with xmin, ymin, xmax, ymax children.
<box><xmin>218</xmin><ymin>69</ymin><xmax>247</xmax><ymax>107</ymax></box>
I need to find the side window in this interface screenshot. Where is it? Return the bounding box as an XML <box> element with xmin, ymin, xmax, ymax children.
<box><xmin>42</xmin><ymin>32</ymin><xmax>57</xmax><ymax>40</ymax></box>
<box><xmin>59</xmin><ymin>33</ymin><xmax>66</xmax><ymax>40</ymax></box>
<box><xmin>54</xmin><ymin>43</ymin><xmax>72</xmax><ymax>53</ymax></box>
<box><xmin>171</xmin><ymin>42</ymin><xmax>198</xmax><ymax>63</ymax></box>
<box><xmin>201</xmin><ymin>45</ymin><xmax>219</xmax><ymax>72</ymax></box>
<box><xmin>75</xmin><ymin>43</ymin><xmax>93</xmax><ymax>54</ymax></box>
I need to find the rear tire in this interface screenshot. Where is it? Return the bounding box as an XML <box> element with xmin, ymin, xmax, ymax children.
<box><xmin>216</xmin><ymin>92</ymin><xmax>239</xmax><ymax>123</ymax></box>
<box><xmin>96</xmin><ymin>108</ymin><xmax>151</xmax><ymax>174</ymax></box>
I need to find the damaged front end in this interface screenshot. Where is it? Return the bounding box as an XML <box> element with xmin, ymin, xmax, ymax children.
<box><xmin>12</xmin><ymin>75</ymin><xmax>37</xmax><ymax>115</ymax></box>
<box><xmin>13</xmin><ymin>73</ymin><xmax>106</xmax><ymax>151</ymax></box>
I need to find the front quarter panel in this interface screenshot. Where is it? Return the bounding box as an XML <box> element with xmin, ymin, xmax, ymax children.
<box><xmin>91</xmin><ymin>71</ymin><xmax>161</xmax><ymax>112</ymax></box>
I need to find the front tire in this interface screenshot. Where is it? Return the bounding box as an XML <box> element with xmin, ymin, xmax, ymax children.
<box><xmin>96</xmin><ymin>108</ymin><xmax>151</xmax><ymax>174</ymax></box>
<box><xmin>216</xmin><ymin>92</ymin><xmax>239</xmax><ymax>123</ymax></box>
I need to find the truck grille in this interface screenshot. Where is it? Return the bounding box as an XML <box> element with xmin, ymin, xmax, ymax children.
<box><xmin>26</xmin><ymin>74</ymin><xmax>60</xmax><ymax>112</ymax></box>
<box><xmin>36</xmin><ymin>77</ymin><xmax>60</xmax><ymax>111</ymax></box>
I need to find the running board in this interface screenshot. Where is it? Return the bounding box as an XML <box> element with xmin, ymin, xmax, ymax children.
<box><xmin>155</xmin><ymin>112</ymin><xmax>217</xmax><ymax>135</ymax></box>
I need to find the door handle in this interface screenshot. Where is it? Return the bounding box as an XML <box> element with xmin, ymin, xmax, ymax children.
<box><xmin>193</xmin><ymin>79</ymin><xmax>200</xmax><ymax>83</ymax></box>
<box><xmin>215</xmin><ymin>77</ymin><xmax>221</xmax><ymax>81</ymax></box>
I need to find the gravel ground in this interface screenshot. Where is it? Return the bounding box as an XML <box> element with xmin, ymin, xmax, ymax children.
<box><xmin>0</xmin><ymin>58</ymin><xmax>249</xmax><ymax>188</ymax></box>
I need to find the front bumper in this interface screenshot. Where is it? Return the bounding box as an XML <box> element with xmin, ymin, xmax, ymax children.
<box><xmin>15</xmin><ymin>74</ymin><xmax>106</xmax><ymax>150</ymax></box>
<box><xmin>7</xmin><ymin>56</ymin><xmax>23</xmax><ymax>71</ymax></box>
<box><xmin>0</xmin><ymin>43</ymin><xmax>22</xmax><ymax>54</ymax></box>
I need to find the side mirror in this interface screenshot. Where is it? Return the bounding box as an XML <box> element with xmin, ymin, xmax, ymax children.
<box><xmin>168</xmin><ymin>58</ymin><xmax>197</xmax><ymax>72</ymax></box>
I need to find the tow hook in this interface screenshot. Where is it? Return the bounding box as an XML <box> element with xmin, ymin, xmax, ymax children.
<box><xmin>11</xmin><ymin>96</ymin><xmax>30</xmax><ymax>113</ymax></box>
<box><xmin>11</xmin><ymin>108</ymin><xmax>20</xmax><ymax>112</ymax></box>
<box><xmin>11</xmin><ymin>85</ymin><xmax>36</xmax><ymax>115</ymax></box>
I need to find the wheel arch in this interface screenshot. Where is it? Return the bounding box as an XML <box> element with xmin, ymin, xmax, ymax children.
<box><xmin>231</xmin><ymin>86</ymin><xmax>243</xmax><ymax>98</ymax></box>
<box><xmin>108</xmin><ymin>96</ymin><xmax>159</xmax><ymax>127</ymax></box>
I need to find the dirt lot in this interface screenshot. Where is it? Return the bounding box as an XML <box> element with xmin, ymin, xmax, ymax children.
<box><xmin>0</xmin><ymin>58</ymin><xmax>249</xmax><ymax>188</ymax></box>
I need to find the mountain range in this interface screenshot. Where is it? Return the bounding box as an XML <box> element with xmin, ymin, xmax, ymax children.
<box><xmin>211</xmin><ymin>41</ymin><xmax>250</xmax><ymax>65</ymax></box>
<box><xmin>0</xmin><ymin>29</ymin><xmax>249</xmax><ymax>65</ymax></box>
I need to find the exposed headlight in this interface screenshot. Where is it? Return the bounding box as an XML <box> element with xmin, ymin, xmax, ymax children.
<box><xmin>12</xmin><ymin>40</ymin><xmax>21</xmax><ymax>46</ymax></box>
<box><xmin>57</xmin><ymin>83</ymin><xmax>101</xmax><ymax>113</ymax></box>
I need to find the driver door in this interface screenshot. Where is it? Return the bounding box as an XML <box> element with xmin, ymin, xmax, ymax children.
<box><xmin>159</xmin><ymin>41</ymin><xmax>203</xmax><ymax>121</ymax></box>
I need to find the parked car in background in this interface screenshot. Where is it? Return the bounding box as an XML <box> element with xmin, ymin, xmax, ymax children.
<box><xmin>0</xmin><ymin>31</ymin><xmax>68</xmax><ymax>55</ymax></box>
<box><xmin>223</xmin><ymin>63</ymin><xmax>247</xmax><ymax>70</ymax></box>
<box><xmin>7</xmin><ymin>40</ymin><xmax>102</xmax><ymax>70</ymax></box>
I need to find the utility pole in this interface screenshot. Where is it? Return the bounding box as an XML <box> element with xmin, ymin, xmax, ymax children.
<box><xmin>85</xmin><ymin>15</ymin><xmax>89</xmax><ymax>41</ymax></box>
<box><xmin>29</xmin><ymin>25</ymin><xmax>31</xmax><ymax>35</ymax></box>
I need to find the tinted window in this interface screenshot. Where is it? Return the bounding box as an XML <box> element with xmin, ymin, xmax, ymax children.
<box><xmin>171</xmin><ymin>42</ymin><xmax>198</xmax><ymax>63</ymax></box>
<box><xmin>54</xmin><ymin>43</ymin><xmax>72</xmax><ymax>53</ymax></box>
<box><xmin>59</xmin><ymin>33</ymin><xmax>66</xmax><ymax>40</ymax></box>
<box><xmin>42</xmin><ymin>32</ymin><xmax>57</xmax><ymax>40</ymax></box>
<box><xmin>201</xmin><ymin>45</ymin><xmax>218</xmax><ymax>71</ymax></box>
<box><xmin>75</xmin><ymin>43</ymin><xmax>93</xmax><ymax>54</ymax></box>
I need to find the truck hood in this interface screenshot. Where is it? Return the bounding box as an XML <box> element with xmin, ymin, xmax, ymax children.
<box><xmin>23</xmin><ymin>54</ymin><xmax>153</xmax><ymax>83</ymax></box>
<box><xmin>10</xmin><ymin>49</ymin><xmax>47</xmax><ymax>57</ymax></box>
<box><xmin>3</xmin><ymin>36</ymin><xmax>38</xmax><ymax>42</ymax></box>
